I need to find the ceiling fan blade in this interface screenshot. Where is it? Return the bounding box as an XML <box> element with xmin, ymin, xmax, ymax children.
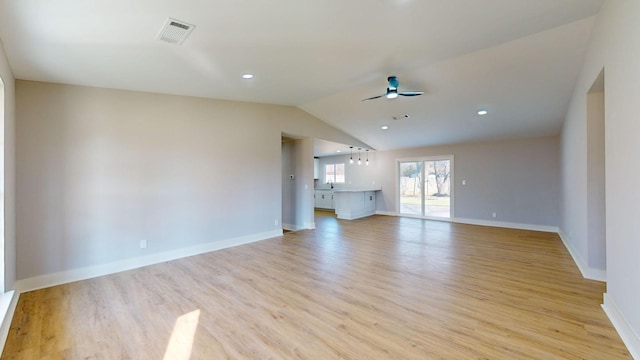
<box><xmin>398</xmin><ymin>91</ymin><xmax>424</xmax><ymax>97</ymax></box>
<box><xmin>361</xmin><ymin>94</ymin><xmax>386</xmax><ymax>101</ymax></box>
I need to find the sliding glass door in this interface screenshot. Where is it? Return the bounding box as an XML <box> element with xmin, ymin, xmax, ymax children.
<box><xmin>399</xmin><ymin>156</ymin><xmax>453</xmax><ymax>218</ymax></box>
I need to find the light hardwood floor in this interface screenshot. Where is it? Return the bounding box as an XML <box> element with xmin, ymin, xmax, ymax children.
<box><xmin>2</xmin><ymin>212</ymin><xmax>631</xmax><ymax>359</ymax></box>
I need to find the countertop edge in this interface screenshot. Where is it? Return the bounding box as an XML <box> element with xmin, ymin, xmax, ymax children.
<box><xmin>331</xmin><ymin>188</ymin><xmax>382</xmax><ymax>193</ymax></box>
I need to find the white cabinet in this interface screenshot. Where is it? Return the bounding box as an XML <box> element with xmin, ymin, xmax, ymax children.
<box><xmin>334</xmin><ymin>189</ymin><xmax>379</xmax><ymax>220</ymax></box>
<box><xmin>314</xmin><ymin>190</ymin><xmax>334</xmax><ymax>209</ymax></box>
<box><xmin>364</xmin><ymin>191</ymin><xmax>376</xmax><ymax>212</ymax></box>
<box><xmin>313</xmin><ymin>158</ymin><xmax>319</xmax><ymax>179</ymax></box>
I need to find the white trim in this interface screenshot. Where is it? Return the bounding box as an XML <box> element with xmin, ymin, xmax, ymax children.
<box><xmin>0</xmin><ymin>290</ymin><xmax>18</xmax><ymax>353</ymax></box>
<box><xmin>303</xmin><ymin>222</ymin><xmax>316</xmax><ymax>230</ymax></box>
<box><xmin>557</xmin><ymin>230</ymin><xmax>607</xmax><ymax>281</ymax></box>
<box><xmin>336</xmin><ymin>212</ymin><xmax>372</xmax><ymax>220</ymax></box>
<box><xmin>283</xmin><ymin>223</ymin><xmax>304</xmax><ymax>231</ymax></box>
<box><xmin>375</xmin><ymin>212</ymin><xmax>561</xmax><ymax>233</ymax></box>
<box><xmin>454</xmin><ymin>217</ymin><xmax>558</xmax><ymax>233</ymax></box>
<box><xmin>374</xmin><ymin>214</ymin><xmax>609</xmax><ymax>283</ymax></box>
<box><xmin>406</xmin><ymin>214</ymin><xmax>454</xmax><ymax>222</ymax></box>
<box><xmin>378</xmin><ymin>213</ymin><xmax>609</xmax><ymax>282</ymax></box>
<box><xmin>602</xmin><ymin>293</ymin><xmax>640</xmax><ymax>359</ymax></box>
<box><xmin>15</xmin><ymin>229</ymin><xmax>282</xmax><ymax>293</ymax></box>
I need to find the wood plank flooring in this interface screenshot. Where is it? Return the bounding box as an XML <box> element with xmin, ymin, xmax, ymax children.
<box><xmin>2</xmin><ymin>212</ymin><xmax>631</xmax><ymax>359</ymax></box>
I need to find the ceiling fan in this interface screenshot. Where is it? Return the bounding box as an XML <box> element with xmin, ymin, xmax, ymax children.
<box><xmin>362</xmin><ymin>76</ymin><xmax>424</xmax><ymax>101</ymax></box>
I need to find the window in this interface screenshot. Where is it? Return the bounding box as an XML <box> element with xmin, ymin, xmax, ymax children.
<box><xmin>325</xmin><ymin>163</ymin><xmax>345</xmax><ymax>184</ymax></box>
<box><xmin>398</xmin><ymin>156</ymin><xmax>453</xmax><ymax>218</ymax></box>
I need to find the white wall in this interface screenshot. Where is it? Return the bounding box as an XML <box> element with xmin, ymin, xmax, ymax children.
<box><xmin>320</xmin><ymin>136</ymin><xmax>559</xmax><ymax>228</ymax></box>
<box><xmin>15</xmin><ymin>80</ymin><xmax>364</xmax><ymax>281</ymax></box>
<box><xmin>561</xmin><ymin>0</ymin><xmax>640</xmax><ymax>356</ymax></box>
<box><xmin>0</xmin><ymin>40</ymin><xmax>15</xmax><ymax>291</ymax></box>
<box><xmin>315</xmin><ymin>151</ymin><xmax>378</xmax><ymax>190</ymax></box>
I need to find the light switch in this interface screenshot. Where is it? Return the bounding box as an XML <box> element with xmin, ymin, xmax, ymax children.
<box><xmin>462</xmin><ymin>180</ymin><xmax>466</xmax><ymax>185</ymax></box>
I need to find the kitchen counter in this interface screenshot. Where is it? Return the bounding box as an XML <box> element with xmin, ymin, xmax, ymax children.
<box><xmin>332</xmin><ymin>188</ymin><xmax>382</xmax><ymax>193</ymax></box>
<box><xmin>333</xmin><ymin>189</ymin><xmax>381</xmax><ymax>220</ymax></box>
<box><xmin>314</xmin><ymin>189</ymin><xmax>335</xmax><ymax>210</ymax></box>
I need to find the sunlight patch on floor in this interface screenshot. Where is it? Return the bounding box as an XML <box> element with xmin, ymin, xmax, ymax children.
<box><xmin>163</xmin><ymin>309</ymin><xmax>200</xmax><ymax>360</ymax></box>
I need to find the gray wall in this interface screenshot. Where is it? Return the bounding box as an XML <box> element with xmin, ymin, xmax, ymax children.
<box><xmin>320</xmin><ymin>136</ymin><xmax>560</xmax><ymax>227</ymax></box>
<box><xmin>281</xmin><ymin>140</ymin><xmax>296</xmax><ymax>228</ymax></box>
<box><xmin>282</xmin><ymin>138</ymin><xmax>314</xmax><ymax>230</ymax></box>
<box><xmin>295</xmin><ymin>138</ymin><xmax>314</xmax><ymax>229</ymax></box>
<box><xmin>15</xmin><ymin>80</ymin><xmax>365</xmax><ymax>280</ymax></box>
<box><xmin>562</xmin><ymin>0</ymin><xmax>640</xmax><ymax>346</ymax></box>
<box><xmin>0</xmin><ymin>41</ymin><xmax>15</xmax><ymax>292</ymax></box>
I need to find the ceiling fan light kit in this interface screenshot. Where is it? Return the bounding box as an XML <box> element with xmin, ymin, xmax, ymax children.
<box><xmin>362</xmin><ymin>76</ymin><xmax>424</xmax><ymax>101</ymax></box>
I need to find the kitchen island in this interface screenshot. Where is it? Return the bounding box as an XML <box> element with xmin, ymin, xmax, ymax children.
<box><xmin>333</xmin><ymin>188</ymin><xmax>382</xmax><ymax>220</ymax></box>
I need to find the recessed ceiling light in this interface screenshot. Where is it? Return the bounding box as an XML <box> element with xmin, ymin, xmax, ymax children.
<box><xmin>336</xmin><ymin>150</ymin><xmax>341</xmax><ymax>153</ymax></box>
<box><xmin>381</xmin><ymin>125</ymin><xmax>389</xmax><ymax>130</ymax></box>
<box><xmin>477</xmin><ymin>110</ymin><xmax>488</xmax><ymax>115</ymax></box>
<box><xmin>242</xmin><ymin>74</ymin><xmax>254</xmax><ymax>79</ymax></box>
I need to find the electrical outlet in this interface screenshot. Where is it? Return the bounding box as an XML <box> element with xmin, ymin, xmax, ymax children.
<box><xmin>462</xmin><ymin>180</ymin><xmax>466</xmax><ymax>185</ymax></box>
<box><xmin>140</xmin><ymin>240</ymin><xmax>148</xmax><ymax>249</ymax></box>
<box><xmin>492</xmin><ymin>212</ymin><xmax>497</xmax><ymax>218</ymax></box>
<box><xmin>275</xmin><ymin>219</ymin><xmax>279</xmax><ymax>226</ymax></box>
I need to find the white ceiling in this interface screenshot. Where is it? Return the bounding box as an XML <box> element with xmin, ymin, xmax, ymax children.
<box><xmin>0</xmin><ymin>0</ymin><xmax>603</xmax><ymax>155</ymax></box>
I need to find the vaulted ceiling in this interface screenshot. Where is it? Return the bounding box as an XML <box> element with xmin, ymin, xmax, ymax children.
<box><xmin>0</xmin><ymin>0</ymin><xmax>604</xmax><ymax>155</ymax></box>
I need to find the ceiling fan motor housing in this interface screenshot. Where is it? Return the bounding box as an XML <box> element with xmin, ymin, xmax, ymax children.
<box><xmin>388</xmin><ymin>76</ymin><xmax>399</xmax><ymax>89</ymax></box>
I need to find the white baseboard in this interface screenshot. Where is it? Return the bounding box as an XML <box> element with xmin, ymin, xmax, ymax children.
<box><xmin>454</xmin><ymin>217</ymin><xmax>558</xmax><ymax>233</ymax></box>
<box><xmin>303</xmin><ymin>222</ymin><xmax>316</xmax><ymax>230</ymax></box>
<box><xmin>0</xmin><ymin>290</ymin><xmax>18</xmax><ymax>353</ymax></box>
<box><xmin>375</xmin><ymin>211</ymin><xmax>398</xmax><ymax>216</ymax></box>
<box><xmin>602</xmin><ymin>293</ymin><xmax>640</xmax><ymax>359</ymax></box>
<box><xmin>15</xmin><ymin>229</ymin><xmax>283</xmax><ymax>293</ymax></box>
<box><xmin>374</xmin><ymin>213</ymin><xmax>609</xmax><ymax>280</ymax></box>
<box><xmin>557</xmin><ymin>230</ymin><xmax>606</xmax><ymax>281</ymax></box>
<box><xmin>374</xmin><ymin>211</ymin><xmax>558</xmax><ymax>234</ymax></box>
<box><xmin>283</xmin><ymin>223</ymin><xmax>304</xmax><ymax>231</ymax></box>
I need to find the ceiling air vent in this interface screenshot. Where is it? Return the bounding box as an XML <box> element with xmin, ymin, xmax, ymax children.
<box><xmin>157</xmin><ymin>18</ymin><xmax>195</xmax><ymax>45</ymax></box>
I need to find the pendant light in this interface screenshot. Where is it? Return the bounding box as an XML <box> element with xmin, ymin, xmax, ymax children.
<box><xmin>358</xmin><ymin>148</ymin><xmax>362</xmax><ymax>165</ymax></box>
<box><xmin>349</xmin><ymin>146</ymin><xmax>354</xmax><ymax>164</ymax></box>
<box><xmin>366</xmin><ymin>149</ymin><xmax>369</xmax><ymax>166</ymax></box>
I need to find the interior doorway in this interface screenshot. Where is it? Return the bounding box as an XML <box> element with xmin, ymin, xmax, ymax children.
<box><xmin>281</xmin><ymin>135</ymin><xmax>315</xmax><ymax>232</ymax></box>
